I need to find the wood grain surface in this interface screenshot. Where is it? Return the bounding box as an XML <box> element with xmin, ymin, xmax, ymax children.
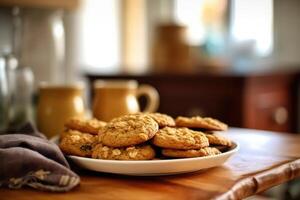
<box><xmin>1</xmin><ymin>128</ymin><xmax>300</xmax><ymax>200</ymax></box>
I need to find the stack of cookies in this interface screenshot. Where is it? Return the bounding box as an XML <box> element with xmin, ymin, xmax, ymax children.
<box><xmin>92</xmin><ymin>113</ymin><xmax>175</xmax><ymax>160</ymax></box>
<box><xmin>59</xmin><ymin>113</ymin><xmax>232</xmax><ymax>160</ymax></box>
<box><xmin>59</xmin><ymin>117</ymin><xmax>106</xmax><ymax>157</ymax></box>
<box><xmin>156</xmin><ymin>116</ymin><xmax>231</xmax><ymax>158</ymax></box>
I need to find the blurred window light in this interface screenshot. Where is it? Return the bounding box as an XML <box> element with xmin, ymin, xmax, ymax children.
<box><xmin>230</xmin><ymin>0</ymin><xmax>273</xmax><ymax>56</ymax></box>
<box><xmin>174</xmin><ymin>0</ymin><xmax>206</xmax><ymax>45</ymax></box>
<box><xmin>80</xmin><ymin>0</ymin><xmax>120</xmax><ymax>72</ymax></box>
<box><xmin>174</xmin><ymin>0</ymin><xmax>228</xmax><ymax>50</ymax></box>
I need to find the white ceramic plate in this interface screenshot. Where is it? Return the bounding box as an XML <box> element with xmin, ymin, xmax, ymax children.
<box><xmin>52</xmin><ymin>136</ymin><xmax>238</xmax><ymax>176</ymax></box>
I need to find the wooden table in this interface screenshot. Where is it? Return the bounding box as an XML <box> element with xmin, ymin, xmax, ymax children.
<box><xmin>1</xmin><ymin>128</ymin><xmax>300</xmax><ymax>200</ymax></box>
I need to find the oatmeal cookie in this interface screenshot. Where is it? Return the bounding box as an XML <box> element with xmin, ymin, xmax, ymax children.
<box><xmin>175</xmin><ymin>116</ymin><xmax>228</xmax><ymax>131</ymax></box>
<box><xmin>152</xmin><ymin>127</ymin><xmax>209</xmax><ymax>150</ymax></box>
<box><xmin>60</xmin><ymin>128</ymin><xmax>84</xmax><ymax>139</ymax></box>
<box><xmin>92</xmin><ymin>144</ymin><xmax>155</xmax><ymax>160</ymax></box>
<box><xmin>59</xmin><ymin>130</ymin><xmax>97</xmax><ymax>157</ymax></box>
<box><xmin>162</xmin><ymin>147</ymin><xmax>221</xmax><ymax>158</ymax></box>
<box><xmin>147</xmin><ymin>112</ymin><xmax>175</xmax><ymax>127</ymax></box>
<box><xmin>100</xmin><ymin>114</ymin><xmax>159</xmax><ymax>147</ymax></box>
<box><xmin>65</xmin><ymin>117</ymin><xmax>107</xmax><ymax>135</ymax></box>
<box><xmin>205</xmin><ymin>134</ymin><xmax>232</xmax><ymax>147</ymax></box>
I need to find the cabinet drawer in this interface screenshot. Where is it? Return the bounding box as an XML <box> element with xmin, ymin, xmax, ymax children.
<box><xmin>244</xmin><ymin>90</ymin><xmax>291</xmax><ymax>132</ymax></box>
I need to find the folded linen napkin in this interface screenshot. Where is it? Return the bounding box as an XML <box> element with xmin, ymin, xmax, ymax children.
<box><xmin>0</xmin><ymin>123</ymin><xmax>80</xmax><ymax>192</ymax></box>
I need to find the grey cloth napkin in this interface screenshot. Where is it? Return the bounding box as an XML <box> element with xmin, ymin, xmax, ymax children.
<box><xmin>0</xmin><ymin>123</ymin><xmax>80</xmax><ymax>192</ymax></box>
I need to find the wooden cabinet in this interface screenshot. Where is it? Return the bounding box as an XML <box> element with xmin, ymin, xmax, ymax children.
<box><xmin>86</xmin><ymin>71</ymin><xmax>298</xmax><ymax>133</ymax></box>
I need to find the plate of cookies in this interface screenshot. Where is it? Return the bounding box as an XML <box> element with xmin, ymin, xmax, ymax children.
<box><xmin>55</xmin><ymin>113</ymin><xmax>238</xmax><ymax>176</ymax></box>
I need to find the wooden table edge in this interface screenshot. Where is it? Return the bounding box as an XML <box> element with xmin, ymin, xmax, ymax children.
<box><xmin>214</xmin><ymin>158</ymin><xmax>300</xmax><ymax>200</ymax></box>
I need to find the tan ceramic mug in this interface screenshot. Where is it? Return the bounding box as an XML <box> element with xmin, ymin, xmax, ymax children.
<box><xmin>92</xmin><ymin>80</ymin><xmax>159</xmax><ymax>122</ymax></box>
<box><xmin>37</xmin><ymin>83</ymin><xmax>85</xmax><ymax>138</ymax></box>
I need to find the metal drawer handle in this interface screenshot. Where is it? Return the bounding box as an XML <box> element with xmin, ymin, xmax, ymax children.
<box><xmin>273</xmin><ymin>107</ymin><xmax>288</xmax><ymax>125</ymax></box>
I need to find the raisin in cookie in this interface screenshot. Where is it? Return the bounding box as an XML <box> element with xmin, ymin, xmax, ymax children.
<box><xmin>65</xmin><ymin>117</ymin><xmax>107</xmax><ymax>135</ymax></box>
<box><xmin>176</xmin><ymin>116</ymin><xmax>228</xmax><ymax>131</ymax></box>
<box><xmin>92</xmin><ymin>144</ymin><xmax>155</xmax><ymax>160</ymax></box>
<box><xmin>99</xmin><ymin>114</ymin><xmax>159</xmax><ymax>147</ymax></box>
<box><xmin>59</xmin><ymin>130</ymin><xmax>97</xmax><ymax>157</ymax></box>
<box><xmin>152</xmin><ymin>127</ymin><xmax>209</xmax><ymax>150</ymax></box>
<box><xmin>162</xmin><ymin>147</ymin><xmax>221</xmax><ymax>158</ymax></box>
<box><xmin>147</xmin><ymin>113</ymin><xmax>175</xmax><ymax>127</ymax></box>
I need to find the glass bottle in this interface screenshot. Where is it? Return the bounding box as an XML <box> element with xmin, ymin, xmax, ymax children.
<box><xmin>7</xmin><ymin>7</ymin><xmax>35</xmax><ymax>128</ymax></box>
<box><xmin>0</xmin><ymin>57</ymin><xmax>9</xmax><ymax>132</ymax></box>
<box><xmin>9</xmin><ymin>65</ymin><xmax>34</xmax><ymax>128</ymax></box>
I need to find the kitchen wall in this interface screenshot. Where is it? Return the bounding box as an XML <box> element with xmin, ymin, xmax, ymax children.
<box><xmin>273</xmin><ymin>0</ymin><xmax>300</xmax><ymax>64</ymax></box>
<box><xmin>1</xmin><ymin>0</ymin><xmax>300</xmax><ymax>85</ymax></box>
<box><xmin>21</xmin><ymin>9</ymin><xmax>66</xmax><ymax>86</ymax></box>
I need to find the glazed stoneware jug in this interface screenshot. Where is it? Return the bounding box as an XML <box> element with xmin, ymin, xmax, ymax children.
<box><xmin>92</xmin><ymin>80</ymin><xmax>159</xmax><ymax>122</ymax></box>
<box><xmin>37</xmin><ymin>83</ymin><xmax>85</xmax><ymax>138</ymax></box>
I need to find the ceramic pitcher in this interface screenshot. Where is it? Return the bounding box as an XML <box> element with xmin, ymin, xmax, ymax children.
<box><xmin>92</xmin><ymin>80</ymin><xmax>159</xmax><ymax>122</ymax></box>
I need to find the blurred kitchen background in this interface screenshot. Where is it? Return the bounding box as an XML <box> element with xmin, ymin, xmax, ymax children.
<box><xmin>1</xmin><ymin>1</ymin><xmax>300</xmax><ymax>199</ymax></box>
<box><xmin>1</xmin><ymin>0</ymin><xmax>300</xmax><ymax>134</ymax></box>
